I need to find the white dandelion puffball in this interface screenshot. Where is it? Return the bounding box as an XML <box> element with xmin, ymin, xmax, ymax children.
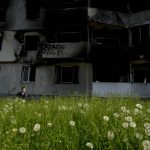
<box><xmin>70</xmin><ymin>121</ymin><xmax>75</xmax><ymax>126</ymax></box>
<box><xmin>77</xmin><ymin>103</ymin><xmax>82</xmax><ymax>107</ymax></box>
<box><xmin>33</xmin><ymin>124</ymin><xmax>41</xmax><ymax>132</ymax></box>
<box><xmin>113</xmin><ymin>113</ymin><xmax>120</xmax><ymax>118</ymax></box>
<box><xmin>136</xmin><ymin>104</ymin><xmax>143</xmax><ymax>109</ymax></box>
<box><xmin>47</xmin><ymin>122</ymin><xmax>52</xmax><ymax>127</ymax></box>
<box><xmin>121</xmin><ymin>106</ymin><xmax>126</xmax><ymax>112</ymax></box>
<box><xmin>122</xmin><ymin>122</ymin><xmax>129</xmax><ymax>128</ymax></box>
<box><xmin>129</xmin><ymin>121</ymin><xmax>136</xmax><ymax>128</ymax></box>
<box><xmin>19</xmin><ymin>127</ymin><xmax>26</xmax><ymax>134</ymax></box>
<box><xmin>86</xmin><ymin>142</ymin><xmax>93</xmax><ymax>149</ymax></box>
<box><xmin>147</xmin><ymin>109</ymin><xmax>150</xmax><ymax>113</ymax></box>
<box><xmin>125</xmin><ymin>116</ymin><xmax>132</xmax><ymax>122</ymax></box>
<box><xmin>107</xmin><ymin>130</ymin><xmax>115</xmax><ymax>140</ymax></box>
<box><xmin>142</xmin><ymin>140</ymin><xmax>150</xmax><ymax>150</ymax></box>
<box><xmin>144</xmin><ymin>123</ymin><xmax>150</xmax><ymax>129</ymax></box>
<box><xmin>134</xmin><ymin>108</ymin><xmax>139</xmax><ymax>115</ymax></box>
<box><xmin>135</xmin><ymin>133</ymin><xmax>143</xmax><ymax>140</ymax></box>
<box><xmin>103</xmin><ymin>116</ymin><xmax>109</xmax><ymax>122</ymax></box>
<box><xmin>145</xmin><ymin>127</ymin><xmax>150</xmax><ymax>136</ymax></box>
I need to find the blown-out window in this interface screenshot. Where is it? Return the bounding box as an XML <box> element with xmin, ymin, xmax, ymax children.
<box><xmin>55</xmin><ymin>66</ymin><xmax>79</xmax><ymax>84</ymax></box>
<box><xmin>0</xmin><ymin>33</ymin><xmax>3</xmax><ymax>50</ymax></box>
<box><xmin>26</xmin><ymin>1</ymin><xmax>40</xmax><ymax>20</ymax></box>
<box><xmin>21</xmin><ymin>66</ymin><xmax>36</xmax><ymax>82</ymax></box>
<box><xmin>0</xmin><ymin>8</ymin><xmax>7</xmax><ymax>22</ymax></box>
<box><xmin>25</xmin><ymin>35</ymin><xmax>39</xmax><ymax>51</ymax></box>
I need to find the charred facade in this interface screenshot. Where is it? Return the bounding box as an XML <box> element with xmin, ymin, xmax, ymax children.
<box><xmin>0</xmin><ymin>0</ymin><xmax>150</xmax><ymax>97</ymax></box>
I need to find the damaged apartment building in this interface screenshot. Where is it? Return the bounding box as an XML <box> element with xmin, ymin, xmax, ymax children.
<box><xmin>0</xmin><ymin>0</ymin><xmax>150</xmax><ymax>97</ymax></box>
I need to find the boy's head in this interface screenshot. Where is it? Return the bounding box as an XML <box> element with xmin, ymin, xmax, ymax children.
<box><xmin>21</xmin><ymin>86</ymin><xmax>26</xmax><ymax>92</ymax></box>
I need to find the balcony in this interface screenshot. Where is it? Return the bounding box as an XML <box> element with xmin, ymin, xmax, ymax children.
<box><xmin>38</xmin><ymin>42</ymin><xmax>87</xmax><ymax>59</ymax></box>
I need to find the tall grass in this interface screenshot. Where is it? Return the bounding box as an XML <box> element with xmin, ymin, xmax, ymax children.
<box><xmin>0</xmin><ymin>96</ymin><xmax>150</xmax><ymax>150</ymax></box>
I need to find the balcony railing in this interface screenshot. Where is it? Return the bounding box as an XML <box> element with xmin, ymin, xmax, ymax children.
<box><xmin>39</xmin><ymin>42</ymin><xmax>87</xmax><ymax>59</ymax></box>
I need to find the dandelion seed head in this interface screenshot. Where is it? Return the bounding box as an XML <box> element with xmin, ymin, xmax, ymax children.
<box><xmin>142</xmin><ymin>140</ymin><xmax>150</xmax><ymax>150</ymax></box>
<box><xmin>125</xmin><ymin>116</ymin><xmax>133</xmax><ymax>122</ymax></box>
<box><xmin>70</xmin><ymin>121</ymin><xmax>75</xmax><ymax>126</ymax></box>
<box><xmin>86</xmin><ymin>142</ymin><xmax>93</xmax><ymax>149</ymax></box>
<box><xmin>107</xmin><ymin>130</ymin><xmax>115</xmax><ymax>140</ymax></box>
<box><xmin>136</xmin><ymin>104</ymin><xmax>143</xmax><ymax>109</ymax></box>
<box><xmin>19</xmin><ymin>127</ymin><xmax>26</xmax><ymax>134</ymax></box>
<box><xmin>33</xmin><ymin>124</ymin><xmax>41</xmax><ymax>132</ymax></box>
<box><xmin>145</xmin><ymin>127</ymin><xmax>150</xmax><ymax>136</ymax></box>
<box><xmin>47</xmin><ymin>122</ymin><xmax>52</xmax><ymax>127</ymax></box>
<box><xmin>103</xmin><ymin>116</ymin><xmax>109</xmax><ymax>122</ymax></box>
<box><xmin>135</xmin><ymin>133</ymin><xmax>143</xmax><ymax>140</ymax></box>
<box><xmin>113</xmin><ymin>113</ymin><xmax>120</xmax><ymax>118</ymax></box>
<box><xmin>77</xmin><ymin>103</ymin><xmax>82</xmax><ymax>107</ymax></box>
<box><xmin>129</xmin><ymin>121</ymin><xmax>136</xmax><ymax>128</ymax></box>
<box><xmin>121</xmin><ymin>106</ymin><xmax>126</xmax><ymax>112</ymax></box>
<box><xmin>122</xmin><ymin>122</ymin><xmax>129</xmax><ymax>128</ymax></box>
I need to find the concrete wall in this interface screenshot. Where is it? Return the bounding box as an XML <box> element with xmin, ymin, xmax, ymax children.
<box><xmin>6</xmin><ymin>0</ymin><xmax>45</xmax><ymax>30</ymax></box>
<box><xmin>88</xmin><ymin>8</ymin><xmax>128</xmax><ymax>27</ymax></box>
<box><xmin>0</xmin><ymin>62</ymin><xmax>93</xmax><ymax>96</ymax></box>
<box><xmin>0</xmin><ymin>31</ymin><xmax>17</xmax><ymax>61</ymax></box>
<box><xmin>92</xmin><ymin>82</ymin><xmax>150</xmax><ymax>98</ymax></box>
<box><xmin>129</xmin><ymin>10</ymin><xmax>150</xmax><ymax>27</ymax></box>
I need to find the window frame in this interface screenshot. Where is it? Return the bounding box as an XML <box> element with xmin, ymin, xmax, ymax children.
<box><xmin>54</xmin><ymin>65</ymin><xmax>79</xmax><ymax>84</ymax></box>
<box><xmin>21</xmin><ymin>66</ymin><xmax>36</xmax><ymax>83</ymax></box>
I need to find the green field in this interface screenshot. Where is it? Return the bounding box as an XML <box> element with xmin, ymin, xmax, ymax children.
<box><xmin>0</xmin><ymin>96</ymin><xmax>150</xmax><ymax>150</ymax></box>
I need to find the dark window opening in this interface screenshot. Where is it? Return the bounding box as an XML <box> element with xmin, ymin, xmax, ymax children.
<box><xmin>91</xmin><ymin>0</ymin><xmax>128</xmax><ymax>13</ymax></box>
<box><xmin>131</xmin><ymin>26</ymin><xmax>140</xmax><ymax>46</ymax></box>
<box><xmin>129</xmin><ymin>1</ymin><xmax>150</xmax><ymax>13</ymax></box>
<box><xmin>55</xmin><ymin>66</ymin><xmax>79</xmax><ymax>84</ymax></box>
<box><xmin>93</xmin><ymin>66</ymin><xmax>129</xmax><ymax>82</ymax></box>
<box><xmin>26</xmin><ymin>3</ymin><xmax>40</xmax><ymax>20</ymax></box>
<box><xmin>134</xmin><ymin>70</ymin><xmax>150</xmax><ymax>83</ymax></box>
<box><xmin>25</xmin><ymin>35</ymin><xmax>39</xmax><ymax>51</ymax></box>
<box><xmin>0</xmin><ymin>8</ymin><xmax>7</xmax><ymax>22</ymax></box>
<box><xmin>56</xmin><ymin>33</ymin><xmax>81</xmax><ymax>43</ymax></box>
<box><xmin>21</xmin><ymin>66</ymin><xmax>36</xmax><ymax>82</ymax></box>
<box><xmin>0</xmin><ymin>33</ymin><xmax>3</xmax><ymax>50</ymax></box>
<box><xmin>141</xmin><ymin>25</ymin><xmax>149</xmax><ymax>47</ymax></box>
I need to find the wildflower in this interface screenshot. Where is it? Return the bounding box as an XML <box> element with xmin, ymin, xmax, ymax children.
<box><xmin>77</xmin><ymin>103</ymin><xmax>82</xmax><ymax>107</ymax></box>
<box><xmin>12</xmin><ymin>128</ymin><xmax>18</xmax><ymax>133</ymax></box>
<box><xmin>122</xmin><ymin>122</ymin><xmax>129</xmax><ymax>128</ymax></box>
<box><xmin>134</xmin><ymin>108</ymin><xmax>139</xmax><ymax>115</ymax></box>
<box><xmin>86</xmin><ymin>142</ymin><xmax>93</xmax><ymax>149</ymax></box>
<box><xmin>122</xmin><ymin>136</ymin><xmax>128</xmax><ymax>143</ymax></box>
<box><xmin>11</xmin><ymin>119</ymin><xmax>17</xmax><ymax>125</ymax></box>
<box><xmin>121</xmin><ymin>106</ymin><xmax>126</xmax><ymax>112</ymax></box>
<box><xmin>144</xmin><ymin>123</ymin><xmax>150</xmax><ymax>129</ymax></box>
<box><xmin>113</xmin><ymin>113</ymin><xmax>120</xmax><ymax>118</ymax></box>
<box><xmin>47</xmin><ymin>122</ymin><xmax>52</xmax><ymax>127</ymax></box>
<box><xmin>44</xmin><ymin>105</ymin><xmax>48</xmax><ymax>109</ymax></box>
<box><xmin>145</xmin><ymin>127</ymin><xmax>150</xmax><ymax>136</ymax></box>
<box><xmin>103</xmin><ymin>116</ymin><xmax>109</xmax><ymax>122</ymax></box>
<box><xmin>45</xmin><ymin>100</ymin><xmax>49</xmax><ymax>104</ymax></box>
<box><xmin>33</xmin><ymin>124</ymin><xmax>41</xmax><ymax>132</ymax></box>
<box><xmin>19</xmin><ymin>127</ymin><xmax>26</xmax><ymax>134</ymax></box>
<box><xmin>136</xmin><ymin>104</ymin><xmax>143</xmax><ymax>109</ymax></box>
<box><xmin>125</xmin><ymin>116</ymin><xmax>132</xmax><ymax>122</ymax></box>
<box><xmin>22</xmin><ymin>99</ymin><xmax>25</xmax><ymax>103</ymax></box>
<box><xmin>107</xmin><ymin>130</ymin><xmax>114</xmax><ymax>140</ymax></box>
<box><xmin>129</xmin><ymin>121</ymin><xmax>136</xmax><ymax>128</ymax></box>
<box><xmin>135</xmin><ymin>133</ymin><xmax>143</xmax><ymax>140</ymax></box>
<box><xmin>70</xmin><ymin>121</ymin><xmax>75</xmax><ymax>126</ymax></box>
<box><xmin>142</xmin><ymin>140</ymin><xmax>150</xmax><ymax>150</ymax></box>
